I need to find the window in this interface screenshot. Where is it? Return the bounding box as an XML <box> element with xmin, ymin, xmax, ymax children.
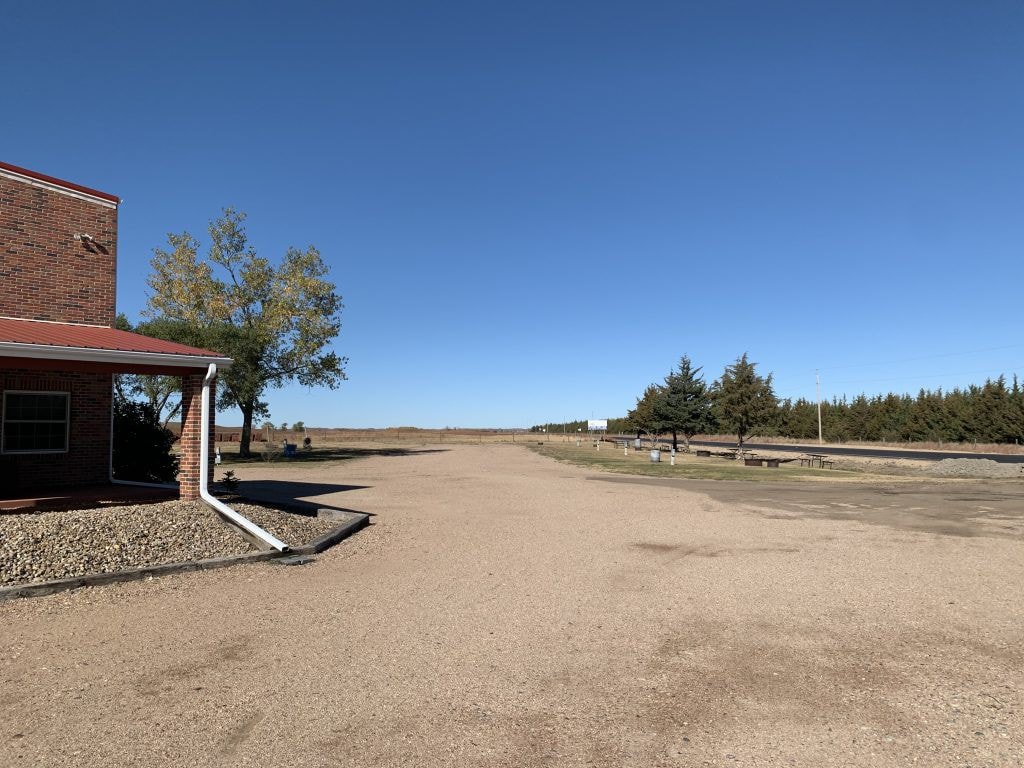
<box><xmin>1</xmin><ymin>391</ymin><xmax>70</xmax><ymax>453</ymax></box>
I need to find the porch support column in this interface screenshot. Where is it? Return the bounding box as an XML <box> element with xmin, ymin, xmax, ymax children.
<box><xmin>179</xmin><ymin>371</ymin><xmax>216</xmax><ymax>500</ymax></box>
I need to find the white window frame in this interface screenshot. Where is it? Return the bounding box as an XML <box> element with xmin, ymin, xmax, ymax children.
<box><xmin>1</xmin><ymin>390</ymin><xmax>71</xmax><ymax>454</ymax></box>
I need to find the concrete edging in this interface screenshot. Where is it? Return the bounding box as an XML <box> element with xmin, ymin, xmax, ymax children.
<box><xmin>0</xmin><ymin>508</ymin><xmax>370</xmax><ymax>603</ymax></box>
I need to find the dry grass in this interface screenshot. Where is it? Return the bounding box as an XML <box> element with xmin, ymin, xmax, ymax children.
<box><xmin>522</xmin><ymin>442</ymin><xmax>906</xmax><ymax>483</ymax></box>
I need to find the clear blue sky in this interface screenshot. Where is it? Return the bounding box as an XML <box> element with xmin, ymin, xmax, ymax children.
<box><xmin>5</xmin><ymin>1</ymin><xmax>1024</xmax><ymax>428</ymax></box>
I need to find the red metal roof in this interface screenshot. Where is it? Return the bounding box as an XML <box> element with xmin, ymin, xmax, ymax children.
<box><xmin>0</xmin><ymin>318</ymin><xmax>228</xmax><ymax>359</ymax></box>
<box><xmin>0</xmin><ymin>160</ymin><xmax>120</xmax><ymax>204</ymax></box>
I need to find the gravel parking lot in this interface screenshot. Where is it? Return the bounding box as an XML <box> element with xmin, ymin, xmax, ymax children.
<box><xmin>1</xmin><ymin>443</ymin><xmax>1021</xmax><ymax>767</ymax></box>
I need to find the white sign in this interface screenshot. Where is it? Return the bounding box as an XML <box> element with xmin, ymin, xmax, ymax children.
<box><xmin>587</xmin><ymin>419</ymin><xmax>608</xmax><ymax>431</ymax></box>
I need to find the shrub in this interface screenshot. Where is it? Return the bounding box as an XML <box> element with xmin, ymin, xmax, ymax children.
<box><xmin>112</xmin><ymin>399</ymin><xmax>179</xmax><ymax>483</ymax></box>
<box><xmin>220</xmin><ymin>470</ymin><xmax>240</xmax><ymax>493</ymax></box>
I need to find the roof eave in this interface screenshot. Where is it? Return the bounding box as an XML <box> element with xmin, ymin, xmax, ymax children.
<box><xmin>0</xmin><ymin>161</ymin><xmax>120</xmax><ymax>206</ymax></box>
<box><xmin>0</xmin><ymin>343</ymin><xmax>233</xmax><ymax>370</ymax></box>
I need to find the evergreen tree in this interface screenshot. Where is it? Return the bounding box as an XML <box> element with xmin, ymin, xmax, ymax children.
<box><xmin>655</xmin><ymin>356</ymin><xmax>715</xmax><ymax>451</ymax></box>
<box><xmin>846</xmin><ymin>394</ymin><xmax>872</xmax><ymax>441</ymax></box>
<box><xmin>628</xmin><ymin>384</ymin><xmax>670</xmax><ymax>442</ymax></box>
<box><xmin>713</xmin><ymin>353</ymin><xmax>777</xmax><ymax>450</ymax></box>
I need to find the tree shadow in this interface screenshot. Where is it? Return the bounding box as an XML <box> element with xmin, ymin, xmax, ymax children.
<box><xmin>222</xmin><ymin>447</ymin><xmax>450</xmax><ymax>465</ymax></box>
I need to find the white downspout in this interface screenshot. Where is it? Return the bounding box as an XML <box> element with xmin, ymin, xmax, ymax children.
<box><xmin>199</xmin><ymin>363</ymin><xmax>289</xmax><ymax>552</ymax></box>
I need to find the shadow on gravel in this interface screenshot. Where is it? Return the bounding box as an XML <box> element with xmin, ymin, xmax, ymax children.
<box><xmin>234</xmin><ymin>480</ymin><xmax>371</xmax><ymax>513</ymax></box>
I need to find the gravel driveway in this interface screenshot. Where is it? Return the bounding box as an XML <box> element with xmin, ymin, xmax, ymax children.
<box><xmin>1</xmin><ymin>444</ymin><xmax>1021</xmax><ymax>767</ymax></box>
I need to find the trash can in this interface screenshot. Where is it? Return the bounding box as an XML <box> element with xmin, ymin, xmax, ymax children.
<box><xmin>634</xmin><ymin>439</ymin><xmax>642</xmax><ymax>450</ymax></box>
<box><xmin>650</xmin><ymin>449</ymin><xmax>661</xmax><ymax>463</ymax></box>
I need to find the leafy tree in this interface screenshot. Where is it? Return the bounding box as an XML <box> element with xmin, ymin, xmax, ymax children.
<box><xmin>293</xmin><ymin>420</ymin><xmax>305</xmax><ymax>432</ymax></box>
<box><xmin>713</xmin><ymin>353</ymin><xmax>777</xmax><ymax>450</ymax></box>
<box><xmin>655</xmin><ymin>356</ymin><xmax>714</xmax><ymax>451</ymax></box>
<box><xmin>114</xmin><ymin>314</ymin><xmax>182</xmax><ymax>428</ymax></box>
<box><xmin>145</xmin><ymin>209</ymin><xmax>347</xmax><ymax>457</ymax></box>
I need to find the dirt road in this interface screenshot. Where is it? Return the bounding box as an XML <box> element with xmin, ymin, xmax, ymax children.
<box><xmin>1</xmin><ymin>444</ymin><xmax>1022</xmax><ymax>766</ymax></box>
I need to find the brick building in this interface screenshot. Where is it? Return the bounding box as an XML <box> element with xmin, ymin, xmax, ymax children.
<box><xmin>0</xmin><ymin>161</ymin><xmax>230</xmax><ymax>500</ymax></box>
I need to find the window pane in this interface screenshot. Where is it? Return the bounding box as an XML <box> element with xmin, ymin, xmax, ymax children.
<box><xmin>2</xmin><ymin>393</ymin><xmax>69</xmax><ymax>452</ymax></box>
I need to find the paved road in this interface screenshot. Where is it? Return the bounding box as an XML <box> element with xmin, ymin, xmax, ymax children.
<box><xmin>621</xmin><ymin>437</ymin><xmax>1024</xmax><ymax>464</ymax></box>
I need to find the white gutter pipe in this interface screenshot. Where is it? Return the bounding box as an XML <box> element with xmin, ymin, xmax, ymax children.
<box><xmin>199</xmin><ymin>364</ymin><xmax>289</xmax><ymax>552</ymax></box>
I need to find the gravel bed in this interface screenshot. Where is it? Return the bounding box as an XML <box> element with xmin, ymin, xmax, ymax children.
<box><xmin>928</xmin><ymin>457</ymin><xmax>1024</xmax><ymax>478</ymax></box>
<box><xmin>0</xmin><ymin>499</ymin><xmax>339</xmax><ymax>586</ymax></box>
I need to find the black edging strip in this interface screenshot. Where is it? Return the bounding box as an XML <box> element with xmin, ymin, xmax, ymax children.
<box><xmin>0</xmin><ymin>509</ymin><xmax>370</xmax><ymax>603</ymax></box>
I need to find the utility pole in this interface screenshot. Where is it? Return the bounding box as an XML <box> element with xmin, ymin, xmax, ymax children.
<box><xmin>816</xmin><ymin>370</ymin><xmax>823</xmax><ymax>445</ymax></box>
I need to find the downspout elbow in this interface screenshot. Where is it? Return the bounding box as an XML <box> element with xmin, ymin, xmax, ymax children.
<box><xmin>198</xmin><ymin>364</ymin><xmax>289</xmax><ymax>553</ymax></box>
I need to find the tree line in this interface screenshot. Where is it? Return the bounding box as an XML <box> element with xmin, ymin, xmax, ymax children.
<box><xmin>532</xmin><ymin>355</ymin><xmax>1024</xmax><ymax>447</ymax></box>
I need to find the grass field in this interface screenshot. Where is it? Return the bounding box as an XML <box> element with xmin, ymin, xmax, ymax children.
<box><xmin>523</xmin><ymin>441</ymin><xmax>897</xmax><ymax>482</ymax></box>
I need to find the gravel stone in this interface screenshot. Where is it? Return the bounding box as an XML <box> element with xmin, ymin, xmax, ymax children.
<box><xmin>0</xmin><ymin>499</ymin><xmax>339</xmax><ymax>586</ymax></box>
<box><xmin>928</xmin><ymin>458</ymin><xmax>1024</xmax><ymax>478</ymax></box>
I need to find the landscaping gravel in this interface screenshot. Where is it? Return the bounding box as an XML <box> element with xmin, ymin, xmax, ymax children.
<box><xmin>0</xmin><ymin>499</ymin><xmax>339</xmax><ymax>586</ymax></box>
<box><xmin>929</xmin><ymin>457</ymin><xmax>1024</xmax><ymax>478</ymax></box>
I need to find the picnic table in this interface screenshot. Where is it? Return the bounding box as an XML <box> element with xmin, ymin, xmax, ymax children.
<box><xmin>800</xmin><ymin>453</ymin><xmax>834</xmax><ymax>469</ymax></box>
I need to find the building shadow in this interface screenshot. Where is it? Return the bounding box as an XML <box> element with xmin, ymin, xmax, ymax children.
<box><xmin>234</xmin><ymin>479</ymin><xmax>373</xmax><ymax>515</ymax></box>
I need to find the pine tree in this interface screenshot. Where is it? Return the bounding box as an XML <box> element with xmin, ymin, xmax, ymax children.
<box><xmin>713</xmin><ymin>353</ymin><xmax>777</xmax><ymax>451</ymax></box>
<box><xmin>628</xmin><ymin>384</ymin><xmax>670</xmax><ymax>443</ymax></box>
<box><xmin>654</xmin><ymin>356</ymin><xmax>715</xmax><ymax>451</ymax></box>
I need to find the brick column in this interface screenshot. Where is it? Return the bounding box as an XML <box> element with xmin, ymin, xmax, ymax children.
<box><xmin>179</xmin><ymin>372</ymin><xmax>216</xmax><ymax>500</ymax></box>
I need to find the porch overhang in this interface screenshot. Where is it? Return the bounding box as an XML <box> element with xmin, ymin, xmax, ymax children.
<box><xmin>0</xmin><ymin>318</ymin><xmax>232</xmax><ymax>375</ymax></box>
<box><xmin>0</xmin><ymin>348</ymin><xmax>232</xmax><ymax>375</ymax></box>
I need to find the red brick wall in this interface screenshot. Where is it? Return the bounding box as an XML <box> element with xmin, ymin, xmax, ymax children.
<box><xmin>0</xmin><ymin>172</ymin><xmax>117</xmax><ymax>325</ymax></box>
<box><xmin>0</xmin><ymin>369</ymin><xmax>112</xmax><ymax>491</ymax></box>
<box><xmin>179</xmin><ymin>373</ymin><xmax>215</xmax><ymax>500</ymax></box>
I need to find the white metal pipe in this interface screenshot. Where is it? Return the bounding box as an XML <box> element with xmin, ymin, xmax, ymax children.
<box><xmin>199</xmin><ymin>364</ymin><xmax>289</xmax><ymax>552</ymax></box>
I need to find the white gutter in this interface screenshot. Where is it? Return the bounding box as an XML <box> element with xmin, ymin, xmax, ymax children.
<box><xmin>0</xmin><ymin>342</ymin><xmax>232</xmax><ymax>369</ymax></box>
<box><xmin>0</xmin><ymin>166</ymin><xmax>119</xmax><ymax>208</ymax></box>
<box><xmin>199</xmin><ymin>364</ymin><xmax>289</xmax><ymax>552</ymax></box>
